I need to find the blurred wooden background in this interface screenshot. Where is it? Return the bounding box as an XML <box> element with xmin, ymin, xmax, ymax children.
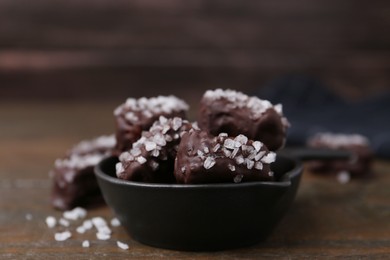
<box><xmin>0</xmin><ymin>0</ymin><xmax>389</xmax><ymax>101</ymax></box>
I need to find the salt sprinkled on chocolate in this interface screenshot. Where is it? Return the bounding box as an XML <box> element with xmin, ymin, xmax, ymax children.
<box><xmin>116</xmin><ymin>116</ymin><xmax>193</xmax><ymax>183</ymax></box>
<box><xmin>114</xmin><ymin>96</ymin><xmax>189</xmax><ymax>123</ymax></box>
<box><xmin>199</xmin><ymin>89</ymin><xmax>289</xmax><ymax>151</ymax></box>
<box><xmin>308</xmin><ymin>133</ymin><xmax>370</xmax><ymax>149</ymax></box>
<box><xmin>174</xmin><ymin>130</ymin><xmax>277</xmax><ymax>184</ymax></box>
<box><xmin>203</xmin><ymin>89</ymin><xmax>285</xmax><ymax>121</ymax></box>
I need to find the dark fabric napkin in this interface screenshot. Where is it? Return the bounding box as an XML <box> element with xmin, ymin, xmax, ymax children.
<box><xmin>255</xmin><ymin>75</ymin><xmax>390</xmax><ymax>159</ymax></box>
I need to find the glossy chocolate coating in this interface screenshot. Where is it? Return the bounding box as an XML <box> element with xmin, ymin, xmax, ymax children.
<box><xmin>50</xmin><ymin>135</ymin><xmax>115</xmax><ymax>210</ymax></box>
<box><xmin>198</xmin><ymin>89</ymin><xmax>289</xmax><ymax>151</ymax></box>
<box><xmin>114</xmin><ymin>96</ymin><xmax>188</xmax><ymax>153</ymax></box>
<box><xmin>306</xmin><ymin>133</ymin><xmax>373</xmax><ymax>177</ymax></box>
<box><xmin>116</xmin><ymin>117</ymin><xmax>193</xmax><ymax>183</ymax></box>
<box><xmin>174</xmin><ymin>130</ymin><xmax>276</xmax><ymax>184</ymax></box>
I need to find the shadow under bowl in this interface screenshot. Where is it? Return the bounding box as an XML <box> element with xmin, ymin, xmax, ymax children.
<box><xmin>95</xmin><ymin>155</ymin><xmax>302</xmax><ymax>251</ymax></box>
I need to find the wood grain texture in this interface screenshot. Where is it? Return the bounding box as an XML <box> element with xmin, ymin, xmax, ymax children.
<box><xmin>0</xmin><ymin>102</ymin><xmax>389</xmax><ymax>259</ymax></box>
<box><xmin>0</xmin><ymin>0</ymin><xmax>389</xmax><ymax>100</ymax></box>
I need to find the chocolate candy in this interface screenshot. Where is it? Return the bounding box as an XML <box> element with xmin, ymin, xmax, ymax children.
<box><xmin>113</xmin><ymin>96</ymin><xmax>189</xmax><ymax>153</ymax></box>
<box><xmin>174</xmin><ymin>130</ymin><xmax>276</xmax><ymax>184</ymax></box>
<box><xmin>116</xmin><ymin>116</ymin><xmax>193</xmax><ymax>183</ymax></box>
<box><xmin>306</xmin><ymin>133</ymin><xmax>373</xmax><ymax>177</ymax></box>
<box><xmin>50</xmin><ymin>135</ymin><xmax>115</xmax><ymax>210</ymax></box>
<box><xmin>198</xmin><ymin>89</ymin><xmax>289</xmax><ymax>151</ymax></box>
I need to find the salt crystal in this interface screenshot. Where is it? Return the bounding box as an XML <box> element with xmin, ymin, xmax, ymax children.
<box><xmin>151</xmin><ymin>149</ymin><xmax>160</xmax><ymax>157</ymax></box>
<box><xmin>82</xmin><ymin>240</ymin><xmax>90</xmax><ymax>248</ymax></box>
<box><xmin>255</xmin><ymin>162</ymin><xmax>263</xmax><ymax>170</ymax></box>
<box><xmin>165</xmin><ymin>135</ymin><xmax>173</xmax><ymax>142</ymax></box>
<box><xmin>173</xmin><ymin>134</ymin><xmax>180</xmax><ymax>140</ymax></box>
<box><xmin>162</xmin><ymin>124</ymin><xmax>170</xmax><ymax>134</ymax></box>
<box><xmin>83</xmin><ymin>220</ymin><xmax>93</xmax><ymax>230</ymax></box>
<box><xmin>131</xmin><ymin>148</ymin><xmax>142</xmax><ymax>157</ymax></box>
<box><xmin>119</xmin><ymin>152</ymin><xmax>133</xmax><ymax>162</ymax></box>
<box><xmin>59</xmin><ymin>218</ymin><xmax>70</xmax><ymax>227</ymax></box>
<box><xmin>63</xmin><ymin>207</ymin><xmax>87</xmax><ymax>220</ymax></box>
<box><xmin>230</xmin><ymin>147</ymin><xmax>239</xmax><ymax>158</ymax></box>
<box><xmin>45</xmin><ymin>216</ymin><xmax>56</xmax><ymax>228</ymax></box>
<box><xmin>218</xmin><ymin>133</ymin><xmax>228</xmax><ymax>137</ymax></box>
<box><xmin>223</xmin><ymin>139</ymin><xmax>235</xmax><ymax>150</ymax></box>
<box><xmin>222</xmin><ymin>148</ymin><xmax>232</xmax><ymax>157</ymax></box>
<box><xmin>234</xmin><ymin>141</ymin><xmax>242</xmax><ymax>148</ymax></box>
<box><xmin>181</xmin><ymin>166</ymin><xmax>186</xmax><ymax>173</ymax></box>
<box><xmin>247</xmin><ymin>151</ymin><xmax>257</xmax><ymax>160</ymax></box>
<box><xmin>172</xmin><ymin>117</ymin><xmax>183</xmax><ymax>131</ymax></box>
<box><xmin>76</xmin><ymin>226</ymin><xmax>86</xmax><ymax>234</ymax></box>
<box><xmin>150</xmin><ymin>161</ymin><xmax>159</xmax><ymax>170</ymax></box>
<box><xmin>125</xmin><ymin>112</ymin><xmax>138</xmax><ymax>122</ymax></box>
<box><xmin>55</xmin><ymin>231</ymin><xmax>72</xmax><ymax>241</ymax></box>
<box><xmin>234</xmin><ymin>134</ymin><xmax>248</xmax><ymax>145</ymax></box>
<box><xmin>92</xmin><ymin>217</ymin><xmax>107</xmax><ymax>229</ymax></box>
<box><xmin>233</xmin><ymin>174</ymin><xmax>243</xmax><ymax>183</ymax></box>
<box><xmin>274</xmin><ymin>104</ymin><xmax>283</xmax><ymax>114</ymax></box>
<box><xmin>235</xmin><ymin>155</ymin><xmax>245</xmax><ymax>165</ymax></box>
<box><xmin>97</xmin><ymin>226</ymin><xmax>112</xmax><ymax>235</ymax></box>
<box><xmin>96</xmin><ymin>232</ymin><xmax>110</xmax><ymax>240</ymax></box>
<box><xmin>116</xmin><ymin>163</ymin><xmax>124</xmax><ymax>174</ymax></box>
<box><xmin>203</xmin><ymin>147</ymin><xmax>209</xmax><ymax>154</ymax></box>
<box><xmin>25</xmin><ymin>213</ymin><xmax>32</xmax><ymax>221</ymax></box>
<box><xmin>241</xmin><ymin>145</ymin><xmax>254</xmax><ymax>155</ymax></box>
<box><xmin>252</xmin><ymin>141</ymin><xmax>262</xmax><ymax>152</ymax></box>
<box><xmin>246</xmin><ymin>159</ymin><xmax>255</xmax><ymax>170</ymax></box>
<box><xmin>143</xmin><ymin>110</ymin><xmax>153</xmax><ymax>118</ymax></box>
<box><xmin>136</xmin><ymin>156</ymin><xmax>147</xmax><ymax>164</ymax></box>
<box><xmin>117</xmin><ymin>241</ymin><xmax>129</xmax><ymax>250</ymax></box>
<box><xmin>159</xmin><ymin>116</ymin><xmax>168</xmax><ymax>125</ymax></box>
<box><xmin>145</xmin><ymin>141</ymin><xmax>157</xmax><ymax>151</ymax></box>
<box><xmin>212</xmin><ymin>143</ymin><xmax>221</xmax><ymax>152</ymax></box>
<box><xmin>192</xmin><ymin>122</ymin><xmax>200</xmax><ymax>130</ymax></box>
<box><xmin>153</xmin><ymin>133</ymin><xmax>167</xmax><ymax>146</ymax></box>
<box><xmin>255</xmin><ymin>151</ymin><xmax>266</xmax><ymax>161</ymax></box>
<box><xmin>268</xmin><ymin>171</ymin><xmax>274</xmax><ymax>177</ymax></box>
<box><xmin>228</xmin><ymin>164</ymin><xmax>236</xmax><ymax>171</ymax></box>
<box><xmin>111</xmin><ymin>217</ymin><xmax>121</xmax><ymax>227</ymax></box>
<box><xmin>197</xmin><ymin>150</ymin><xmax>204</xmax><ymax>158</ymax></box>
<box><xmin>261</xmin><ymin>152</ymin><xmax>276</xmax><ymax>164</ymax></box>
<box><xmin>203</xmin><ymin>157</ymin><xmax>216</xmax><ymax>169</ymax></box>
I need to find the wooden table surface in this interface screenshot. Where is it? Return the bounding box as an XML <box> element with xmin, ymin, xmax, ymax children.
<box><xmin>1</xmin><ymin>101</ymin><xmax>389</xmax><ymax>259</ymax></box>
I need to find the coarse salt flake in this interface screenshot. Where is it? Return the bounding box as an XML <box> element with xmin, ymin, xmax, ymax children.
<box><xmin>252</xmin><ymin>141</ymin><xmax>262</xmax><ymax>152</ymax></box>
<box><xmin>117</xmin><ymin>241</ymin><xmax>129</xmax><ymax>250</ymax></box>
<box><xmin>110</xmin><ymin>217</ymin><xmax>121</xmax><ymax>227</ymax></box>
<box><xmin>261</xmin><ymin>152</ymin><xmax>276</xmax><ymax>164</ymax></box>
<box><xmin>234</xmin><ymin>174</ymin><xmax>243</xmax><ymax>183</ymax></box>
<box><xmin>203</xmin><ymin>157</ymin><xmax>216</xmax><ymax>169</ymax></box>
<box><xmin>82</xmin><ymin>240</ymin><xmax>90</xmax><ymax>248</ymax></box>
<box><xmin>59</xmin><ymin>218</ymin><xmax>70</xmax><ymax>227</ymax></box>
<box><xmin>96</xmin><ymin>232</ymin><xmax>110</xmax><ymax>240</ymax></box>
<box><xmin>76</xmin><ymin>226</ymin><xmax>86</xmax><ymax>234</ymax></box>
<box><xmin>136</xmin><ymin>156</ymin><xmax>147</xmax><ymax>165</ymax></box>
<box><xmin>223</xmin><ymin>139</ymin><xmax>235</xmax><ymax>150</ymax></box>
<box><xmin>55</xmin><ymin>231</ymin><xmax>72</xmax><ymax>241</ymax></box>
<box><xmin>145</xmin><ymin>141</ymin><xmax>157</xmax><ymax>151</ymax></box>
<box><xmin>45</xmin><ymin>216</ymin><xmax>56</xmax><ymax>228</ymax></box>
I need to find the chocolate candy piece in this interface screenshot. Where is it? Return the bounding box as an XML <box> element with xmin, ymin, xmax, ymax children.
<box><xmin>116</xmin><ymin>116</ymin><xmax>193</xmax><ymax>183</ymax></box>
<box><xmin>174</xmin><ymin>130</ymin><xmax>276</xmax><ymax>184</ymax></box>
<box><xmin>113</xmin><ymin>96</ymin><xmax>189</xmax><ymax>153</ymax></box>
<box><xmin>50</xmin><ymin>135</ymin><xmax>115</xmax><ymax>210</ymax></box>
<box><xmin>198</xmin><ymin>89</ymin><xmax>289</xmax><ymax>151</ymax></box>
<box><xmin>306</xmin><ymin>133</ymin><xmax>373</xmax><ymax>177</ymax></box>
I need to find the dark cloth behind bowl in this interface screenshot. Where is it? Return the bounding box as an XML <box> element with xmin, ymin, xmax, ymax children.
<box><xmin>255</xmin><ymin>75</ymin><xmax>390</xmax><ymax>159</ymax></box>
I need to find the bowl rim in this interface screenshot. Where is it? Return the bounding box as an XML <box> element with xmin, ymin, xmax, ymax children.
<box><xmin>95</xmin><ymin>155</ymin><xmax>302</xmax><ymax>189</ymax></box>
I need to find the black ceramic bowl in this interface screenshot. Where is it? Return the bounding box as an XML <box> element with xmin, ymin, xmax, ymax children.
<box><xmin>95</xmin><ymin>155</ymin><xmax>302</xmax><ymax>251</ymax></box>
